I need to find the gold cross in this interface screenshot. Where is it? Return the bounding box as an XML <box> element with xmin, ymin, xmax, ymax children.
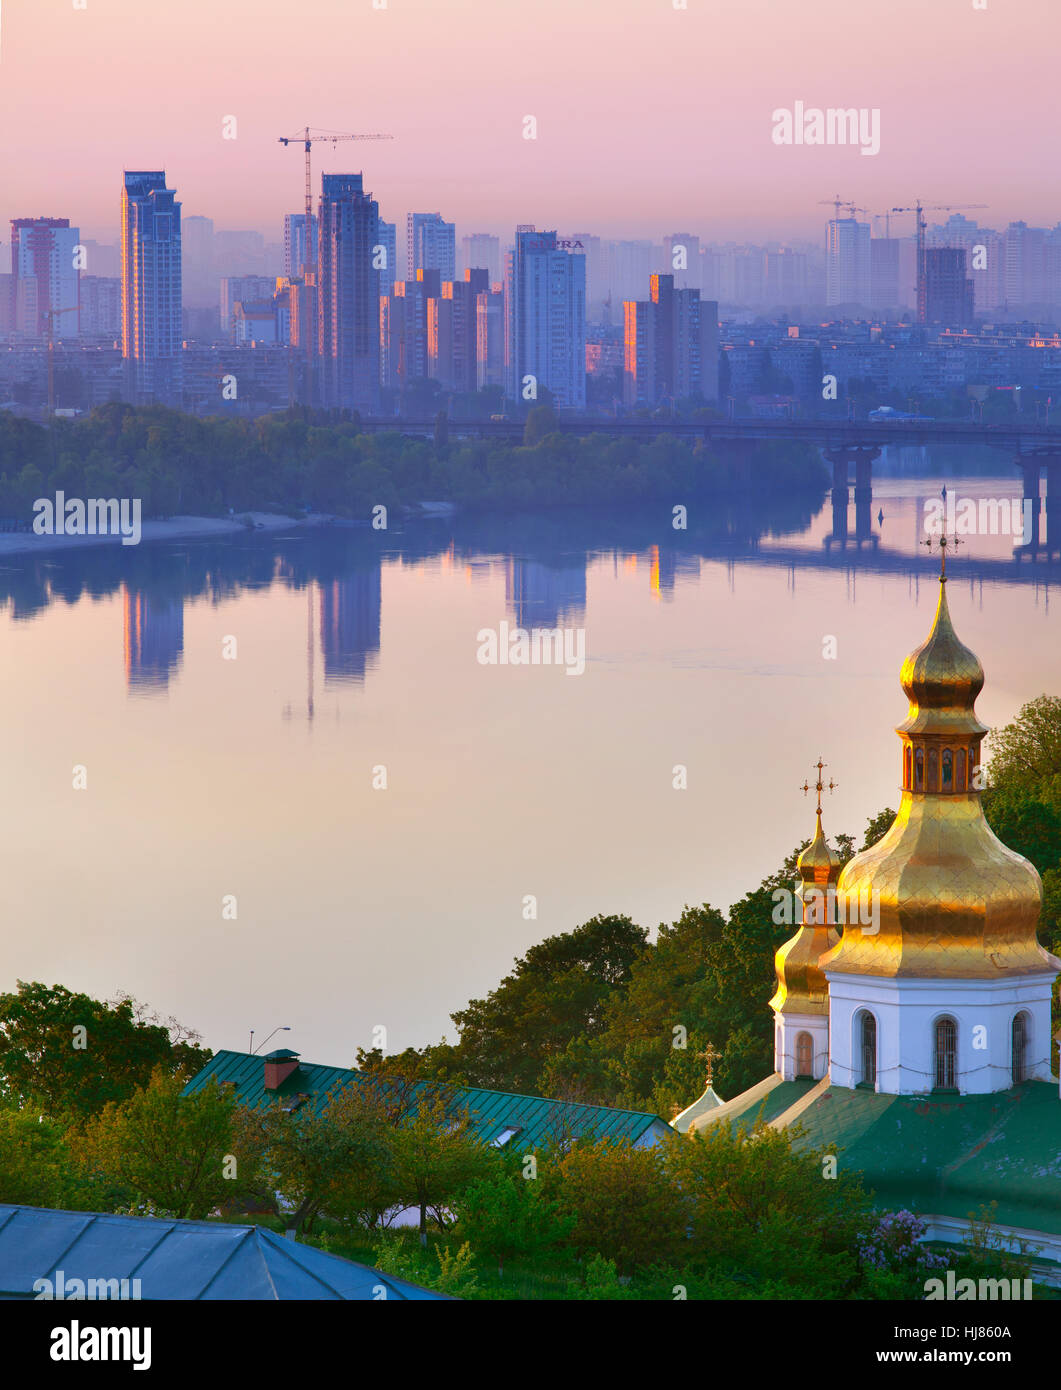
<box><xmin>800</xmin><ymin>757</ymin><xmax>837</xmax><ymax>815</ymax></box>
<box><xmin>699</xmin><ymin>1042</ymin><xmax>720</xmax><ymax>1087</ymax></box>
<box><xmin>923</xmin><ymin>530</ymin><xmax>962</xmax><ymax>580</ymax></box>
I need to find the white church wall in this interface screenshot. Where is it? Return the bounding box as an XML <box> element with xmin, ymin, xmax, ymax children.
<box><xmin>773</xmin><ymin>1011</ymin><xmax>830</xmax><ymax>1081</ymax></box>
<box><xmin>826</xmin><ymin>971</ymin><xmax>1056</xmax><ymax>1096</ymax></box>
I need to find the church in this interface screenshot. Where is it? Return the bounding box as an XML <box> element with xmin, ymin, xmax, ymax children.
<box><xmin>683</xmin><ymin>550</ymin><xmax>1061</xmax><ymax>1275</ymax></box>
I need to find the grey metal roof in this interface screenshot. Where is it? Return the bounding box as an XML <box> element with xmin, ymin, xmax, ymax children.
<box><xmin>0</xmin><ymin>1205</ymin><xmax>445</xmax><ymax>1301</ymax></box>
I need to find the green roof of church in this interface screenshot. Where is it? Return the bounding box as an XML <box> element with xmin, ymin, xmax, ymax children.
<box><xmin>184</xmin><ymin>1050</ymin><xmax>671</xmax><ymax>1150</ymax></box>
<box><xmin>715</xmin><ymin>1077</ymin><xmax>1061</xmax><ymax>1235</ymax></box>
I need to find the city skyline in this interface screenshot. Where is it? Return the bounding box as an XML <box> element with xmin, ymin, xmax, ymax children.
<box><xmin>0</xmin><ymin>0</ymin><xmax>1058</xmax><ymax>243</ymax></box>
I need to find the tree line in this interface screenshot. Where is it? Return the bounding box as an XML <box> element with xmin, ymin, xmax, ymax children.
<box><xmin>0</xmin><ymin>403</ymin><xmax>827</xmax><ymax>522</ymax></box>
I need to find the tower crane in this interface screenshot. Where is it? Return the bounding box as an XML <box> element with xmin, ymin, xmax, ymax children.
<box><xmin>888</xmin><ymin>201</ymin><xmax>988</xmax><ymax>322</ymax></box>
<box><xmin>278</xmin><ymin>127</ymin><xmax>394</xmax><ymax>403</ymax></box>
<box><xmin>819</xmin><ymin>195</ymin><xmax>868</xmax><ymax>220</ymax></box>
<box><xmin>43</xmin><ymin>305</ymin><xmax>80</xmax><ymax>416</ymax></box>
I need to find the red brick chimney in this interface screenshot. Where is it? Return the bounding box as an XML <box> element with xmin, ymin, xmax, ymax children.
<box><xmin>263</xmin><ymin>1049</ymin><xmax>300</xmax><ymax>1091</ymax></box>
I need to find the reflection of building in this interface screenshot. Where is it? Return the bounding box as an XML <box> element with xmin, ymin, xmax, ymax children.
<box><xmin>122</xmin><ymin>586</ymin><xmax>184</xmax><ymax>689</ymax></box>
<box><xmin>505</xmin><ymin>558</ymin><xmax>586</xmax><ymax>628</ymax></box>
<box><xmin>649</xmin><ymin>546</ymin><xmax>700</xmax><ymax>598</ymax></box>
<box><xmin>318</xmin><ymin>571</ymin><xmax>381</xmax><ymax>683</ymax></box>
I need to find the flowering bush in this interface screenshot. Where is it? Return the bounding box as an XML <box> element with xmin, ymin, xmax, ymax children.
<box><xmin>858</xmin><ymin>1209</ymin><xmax>948</xmax><ymax>1274</ymax></box>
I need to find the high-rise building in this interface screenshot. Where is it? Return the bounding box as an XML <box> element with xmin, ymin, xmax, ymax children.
<box><xmin>376</xmin><ymin>220</ymin><xmax>397</xmax><ymax>288</ymax></box>
<box><xmin>926</xmin><ymin>216</ymin><xmax>1002</xmax><ymax>314</ymax></box>
<box><xmin>1004</xmin><ymin>221</ymin><xmax>1047</xmax><ymax>307</ymax></box>
<box><xmin>825</xmin><ymin>217</ymin><xmax>870</xmax><ymax>307</ymax></box>
<box><xmin>381</xmin><ymin>268</ymin><xmax>439</xmax><ymax>389</ymax></box>
<box><xmin>476</xmin><ymin>281</ymin><xmax>505</xmax><ymax>389</ymax></box>
<box><xmin>318</xmin><ymin>173</ymin><xmax>380</xmax><ymax>412</ymax></box>
<box><xmin>505</xmin><ymin>227</ymin><xmax>586</xmax><ymax>411</ymax></box>
<box><xmin>429</xmin><ymin>269</ymin><xmax>486</xmax><ymax>393</ymax></box>
<box><xmin>121</xmin><ymin>171</ymin><xmax>183</xmax><ymax>404</ymax></box>
<box><xmin>662</xmin><ymin>233</ymin><xmax>701</xmax><ymax>290</ymax></box>
<box><xmin>80</xmin><ymin>276</ymin><xmax>121</xmax><ymax>340</ymax></box>
<box><xmin>764</xmin><ymin>248</ymin><xmax>809</xmax><ymax>306</ymax></box>
<box><xmin>924</xmin><ymin>248</ymin><xmax>975</xmax><ymax>326</ymax></box>
<box><xmin>460</xmin><ymin>233</ymin><xmax>501</xmax><ymax>284</ymax></box>
<box><xmin>869</xmin><ymin>237</ymin><xmax>901</xmax><ymax>312</ymax></box>
<box><xmin>623</xmin><ymin>273</ymin><xmax>717</xmax><ymax>407</ymax></box>
<box><xmin>406</xmin><ymin>213</ymin><xmax>455</xmax><ymax>282</ymax></box>
<box><xmin>282</xmin><ymin>213</ymin><xmax>318</xmax><ymax>279</ymax></box>
<box><xmin>220</xmin><ymin>275</ymin><xmax>276</xmax><ymax>339</ymax></box>
<box><xmin>11</xmin><ymin>217</ymin><xmax>81</xmax><ymax>338</ymax></box>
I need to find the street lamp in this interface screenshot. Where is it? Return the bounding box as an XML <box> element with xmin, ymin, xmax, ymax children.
<box><xmin>249</xmin><ymin>1025</ymin><xmax>292</xmax><ymax>1055</ymax></box>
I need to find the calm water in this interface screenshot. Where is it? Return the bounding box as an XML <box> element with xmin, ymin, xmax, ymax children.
<box><xmin>2</xmin><ymin>449</ymin><xmax>1058</xmax><ymax>1066</ymax></box>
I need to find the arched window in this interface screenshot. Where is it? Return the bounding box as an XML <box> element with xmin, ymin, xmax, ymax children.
<box><xmin>914</xmin><ymin>748</ymin><xmax>925</xmax><ymax>791</ymax></box>
<box><xmin>795</xmin><ymin>1031</ymin><xmax>813</xmax><ymax>1077</ymax></box>
<box><xmin>934</xmin><ymin>1017</ymin><xmax>957</xmax><ymax>1090</ymax></box>
<box><xmin>859</xmin><ymin>1012</ymin><xmax>877</xmax><ymax>1088</ymax></box>
<box><xmin>955</xmin><ymin>748</ymin><xmax>967</xmax><ymax>792</ymax></box>
<box><xmin>927</xmin><ymin>747</ymin><xmax>939</xmax><ymax>792</ymax></box>
<box><xmin>969</xmin><ymin>743</ymin><xmax>979</xmax><ymax>784</ymax></box>
<box><xmin>1012</xmin><ymin>1013</ymin><xmax>1029</xmax><ymax>1084</ymax></box>
<box><xmin>941</xmin><ymin>748</ymin><xmax>953</xmax><ymax>791</ymax></box>
<box><xmin>904</xmin><ymin>746</ymin><xmax>912</xmax><ymax>788</ymax></box>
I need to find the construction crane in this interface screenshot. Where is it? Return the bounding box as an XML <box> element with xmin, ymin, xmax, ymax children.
<box><xmin>820</xmin><ymin>195</ymin><xmax>868</xmax><ymax>220</ymax></box>
<box><xmin>278</xmin><ymin>127</ymin><xmax>394</xmax><ymax>403</ymax></box>
<box><xmin>43</xmin><ymin>305</ymin><xmax>79</xmax><ymax>416</ymax></box>
<box><xmin>889</xmin><ymin>201</ymin><xmax>988</xmax><ymax>322</ymax></box>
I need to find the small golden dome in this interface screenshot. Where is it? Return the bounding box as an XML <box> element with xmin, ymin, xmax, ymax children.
<box><xmin>798</xmin><ymin>811</ymin><xmax>840</xmax><ymax>887</ymax></box>
<box><xmin>771</xmin><ymin>811</ymin><xmax>840</xmax><ymax>1015</ymax></box>
<box><xmin>899</xmin><ymin>580</ymin><xmax>987</xmax><ymax>738</ymax></box>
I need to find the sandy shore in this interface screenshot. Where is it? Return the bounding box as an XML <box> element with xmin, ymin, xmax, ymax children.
<box><xmin>0</xmin><ymin>512</ymin><xmax>336</xmax><ymax>557</ymax></box>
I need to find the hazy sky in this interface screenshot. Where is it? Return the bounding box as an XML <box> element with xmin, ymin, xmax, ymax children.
<box><xmin>0</xmin><ymin>0</ymin><xmax>1056</xmax><ymax>244</ymax></box>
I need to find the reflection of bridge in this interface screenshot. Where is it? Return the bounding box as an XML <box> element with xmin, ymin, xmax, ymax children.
<box><xmin>818</xmin><ymin>451</ymin><xmax>1059</xmax><ymax>561</ymax></box>
<box><xmin>364</xmin><ymin>415</ymin><xmax>1061</xmax><ymax>454</ymax></box>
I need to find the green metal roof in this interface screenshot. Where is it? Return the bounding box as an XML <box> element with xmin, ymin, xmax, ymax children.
<box><xmin>184</xmin><ymin>1050</ymin><xmax>671</xmax><ymax>1149</ymax></box>
<box><xmin>773</xmin><ymin>1080</ymin><xmax>1061</xmax><ymax>1234</ymax></box>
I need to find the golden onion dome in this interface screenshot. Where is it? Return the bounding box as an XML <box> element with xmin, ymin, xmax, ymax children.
<box><xmin>898</xmin><ymin>580</ymin><xmax>987</xmax><ymax>738</ymax></box>
<box><xmin>820</xmin><ymin>578</ymin><xmax>1057</xmax><ymax>981</ymax></box>
<box><xmin>770</xmin><ymin>811</ymin><xmax>841</xmax><ymax>1015</ymax></box>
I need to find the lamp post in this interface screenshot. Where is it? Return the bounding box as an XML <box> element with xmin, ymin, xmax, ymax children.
<box><xmin>249</xmin><ymin>1025</ymin><xmax>292</xmax><ymax>1055</ymax></box>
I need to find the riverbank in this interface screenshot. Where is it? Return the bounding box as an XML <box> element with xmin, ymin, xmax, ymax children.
<box><xmin>0</xmin><ymin>512</ymin><xmax>335</xmax><ymax>557</ymax></box>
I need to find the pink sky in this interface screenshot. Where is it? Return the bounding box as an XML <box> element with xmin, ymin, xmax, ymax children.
<box><xmin>0</xmin><ymin>0</ymin><xmax>1056</xmax><ymax>244</ymax></box>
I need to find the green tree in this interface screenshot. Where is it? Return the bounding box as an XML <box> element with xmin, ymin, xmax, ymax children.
<box><xmin>550</xmin><ymin>1138</ymin><xmax>685</xmax><ymax>1274</ymax></box>
<box><xmin>0</xmin><ymin>1102</ymin><xmax>89</xmax><ymax>1209</ymax></box>
<box><xmin>456</xmin><ymin>1167</ymin><xmax>573</xmax><ymax>1277</ymax></box>
<box><xmin>522</xmin><ymin>402</ymin><xmax>559</xmax><ymax>446</ymax></box>
<box><xmin>448</xmin><ymin>915</ymin><xmax>648</xmax><ymax>1093</ymax></box>
<box><xmin>986</xmin><ymin>694</ymin><xmax>1061</xmax><ymax>809</ymax></box>
<box><xmin>74</xmin><ymin>1070</ymin><xmax>262</xmax><ymax>1219</ymax></box>
<box><xmin>391</xmin><ymin>1093</ymin><xmax>493</xmax><ymax>1246</ymax></box>
<box><xmin>664</xmin><ymin>1120</ymin><xmax>870</xmax><ymax>1296</ymax></box>
<box><xmin>0</xmin><ymin>982</ymin><xmax>210</xmax><ymax>1118</ymax></box>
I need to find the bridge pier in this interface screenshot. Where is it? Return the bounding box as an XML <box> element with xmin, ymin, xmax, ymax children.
<box><xmin>1047</xmin><ymin>460</ymin><xmax>1061</xmax><ymax>560</ymax></box>
<box><xmin>823</xmin><ymin>446</ymin><xmax>880</xmax><ymax>550</ymax></box>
